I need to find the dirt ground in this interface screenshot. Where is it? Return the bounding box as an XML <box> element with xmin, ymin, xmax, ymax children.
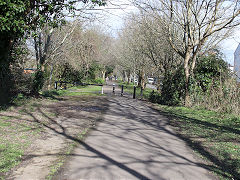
<box><xmin>1</xmin><ymin>85</ymin><xmax>216</xmax><ymax>179</ymax></box>
<box><xmin>1</xmin><ymin>95</ymin><xmax>109</xmax><ymax>180</ymax></box>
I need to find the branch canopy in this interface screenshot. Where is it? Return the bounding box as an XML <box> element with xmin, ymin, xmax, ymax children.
<box><xmin>0</xmin><ymin>0</ymin><xmax>106</xmax><ymax>38</ymax></box>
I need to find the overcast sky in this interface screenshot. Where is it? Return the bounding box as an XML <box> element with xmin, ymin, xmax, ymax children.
<box><xmin>220</xmin><ymin>33</ymin><xmax>240</xmax><ymax>65</ymax></box>
<box><xmin>91</xmin><ymin>0</ymin><xmax>137</xmax><ymax>35</ymax></box>
<box><xmin>97</xmin><ymin>0</ymin><xmax>239</xmax><ymax>65</ymax></box>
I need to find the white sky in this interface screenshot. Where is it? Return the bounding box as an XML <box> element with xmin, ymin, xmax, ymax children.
<box><xmin>90</xmin><ymin>0</ymin><xmax>137</xmax><ymax>36</ymax></box>
<box><xmin>96</xmin><ymin>0</ymin><xmax>239</xmax><ymax>65</ymax></box>
<box><xmin>220</xmin><ymin>32</ymin><xmax>240</xmax><ymax>65</ymax></box>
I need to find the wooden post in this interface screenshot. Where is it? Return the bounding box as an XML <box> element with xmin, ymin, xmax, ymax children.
<box><xmin>113</xmin><ymin>84</ymin><xmax>115</xmax><ymax>94</ymax></box>
<box><xmin>133</xmin><ymin>86</ymin><xmax>136</xmax><ymax>99</ymax></box>
<box><xmin>121</xmin><ymin>85</ymin><xmax>123</xmax><ymax>96</ymax></box>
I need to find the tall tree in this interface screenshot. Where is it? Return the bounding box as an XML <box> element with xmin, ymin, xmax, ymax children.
<box><xmin>0</xmin><ymin>0</ymin><xmax>105</xmax><ymax>103</ymax></box>
<box><xmin>116</xmin><ymin>13</ymin><xmax>181</xmax><ymax>90</ymax></box>
<box><xmin>135</xmin><ymin>0</ymin><xmax>240</xmax><ymax>106</ymax></box>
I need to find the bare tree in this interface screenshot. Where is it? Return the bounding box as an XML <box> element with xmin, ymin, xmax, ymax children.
<box><xmin>43</xmin><ymin>22</ymin><xmax>116</xmax><ymax>86</ymax></box>
<box><xmin>116</xmin><ymin>12</ymin><xmax>182</xmax><ymax>90</ymax></box>
<box><xmin>31</xmin><ymin>21</ymin><xmax>78</xmax><ymax>91</ymax></box>
<box><xmin>116</xmin><ymin>15</ymin><xmax>156</xmax><ymax>88</ymax></box>
<box><xmin>135</xmin><ymin>0</ymin><xmax>240</xmax><ymax>106</ymax></box>
<box><xmin>133</xmin><ymin>13</ymin><xmax>182</xmax><ymax>89</ymax></box>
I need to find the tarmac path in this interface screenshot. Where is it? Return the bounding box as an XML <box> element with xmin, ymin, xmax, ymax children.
<box><xmin>54</xmin><ymin>85</ymin><xmax>216</xmax><ymax>180</ymax></box>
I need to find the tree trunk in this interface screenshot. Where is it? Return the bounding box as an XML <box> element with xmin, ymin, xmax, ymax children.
<box><xmin>102</xmin><ymin>70</ymin><xmax>106</xmax><ymax>80</ymax></box>
<box><xmin>32</xmin><ymin>30</ymin><xmax>53</xmax><ymax>94</ymax></box>
<box><xmin>123</xmin><ymin>71</ymin><xmax>128</xmax><ymax>82</ymax></box>
<box><xmin>138</xmin><ymin>69</ymin><xmax>145</xmax><ymax>89</ymax></box>
<box><xmin>184</xmin><ymin>51</ymin><xmax>191</xmax><ymax>107</ymax></box>
<box><xmin>127</xmin><ymin>70</ymin><xmax>131</xmax><ymax>84</ymax></box>
<box><xmin>0</xmin><ymin>59</ymin><xmax>12</xmax><ymax>104</ymax></box>
<box><xmin>156</xmin><ymin>77</ymin><xmax>162</xmax><ymax>91</ymax></box>
<box><xmin>31</xmin><ymin>69</ymin><xmax>44</xmax><ymax>95</ymax></box>
<box><xmin>0</xmin><ymin>36</ymin><xmax>14</xmax><ymax>104</ymax></box>
<box><xmin>48</xmin><ymin>64</ymin><xmax>54</xmax><ymax>90</ymax></box>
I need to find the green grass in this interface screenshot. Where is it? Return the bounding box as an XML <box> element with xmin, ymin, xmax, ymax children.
<box><xmin>0</xmin><ymin>85</ymin><xmax>103</xmax><ymax>178</ymax></box>
<box><xmin>41</xmin><ymin>85</ymin><xmax>103</xmax><ymax>98</ymax></box>
<box><xmin>46</xmin><ymin>112</ymin><xmax>57</xmax><ymax>117</ymax></box>
<box><xmin>118</xmin><ymin>82</ymin><xmax>153</xmax><ymax>99</ymax></box>
<box><xmin>0</xmin><ymin>114</ymin><xmax>42</xmax><ymax>178</ymax></box>
<box><xmin>69</xmin><ymin>85</ymin><xmax>102</xmax><ymax>92</ymax></box>
<box><xmin>0</xmin><ymin>144</ymin><xmax>24</xmax><ymax>173</ymax></box>
<box><xmin>10</xmin><ymin>93</ymin><xmax>31</xmax><ymax>107</ymax></box>
<box><xmin>0</xmin><ymin>116</ymin><xmax>12</xmax><ymax>121</ymax></box>
<box><xmin>157</xmin><ymin>105</ymin><xmax>240</xmax><ymax>179</ymax></box>
<box><xmin>0</xmin><ymin>84</ymin><xmax>101</xmax><ymax>178</ymax></box>
<box><xmin>0</xmin><ymin>120</ymin><xmax>11</xmax><ymax>127</ymax></box>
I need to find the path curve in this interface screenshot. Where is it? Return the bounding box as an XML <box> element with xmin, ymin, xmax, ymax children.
<box><xmin>54</xmin><ymin>94</ymin><xmax>216</xmax><ymax>180</ymax></box>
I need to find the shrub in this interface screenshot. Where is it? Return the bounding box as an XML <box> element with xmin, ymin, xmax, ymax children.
<box><xmin>161</xmin><ymin>69</ymin><xmax>185</xmax><ymax>105</ymax></box>
<box><xmin>149</xmin><ymin>90</ymin><xmax>161</xmax><ymax>103</ymax></box>
<box><xmin>159</xmin><ymin>51</ymin><xmax>230</xmax><ymax>107</ymax></box>
<box><xmin>93</xmin><ymin>78</ymin><xmax>105</xmax><ymax>84</ymax></box>
<box><xmin>191</xmin><ymin>78</ymin><xmax>240</xmax><ymax>115</ymax></box>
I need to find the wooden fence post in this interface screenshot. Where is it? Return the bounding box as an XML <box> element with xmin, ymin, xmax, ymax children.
<box><xmin>113</xmin><ymin>84</ymin><xmax>115</xmax><ymax>94</ymax></box>
<box><xmin>133</xmin><ymin>86</ymin><xmax>136</xmax><ymax>99</ymax></box>
<box><xmin>121</xmin><ymin>85</ymin><xmax>123</xmax><ymax>96</ymax></box>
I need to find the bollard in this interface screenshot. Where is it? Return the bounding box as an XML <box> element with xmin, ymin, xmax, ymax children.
<box><xmin>113</xmin><ymin>84</ymin><xmax>115</xmax><ymax>94</ymax></box>
<box><xmin>133</xmin><ymin>86</ymin><xmax>136</xmax><ymax>99</ymax></box>
<box><xmin>101</xmin><ymin>85</ymin><xmax>104</xmax><ymax>94</ymax></box>
<box><xmin>54</xmin><ymin>81</ymin><xmax>57</xmax><ymax>90</ymax></box>
<box><xmin>121</xmin><ymin>85</ymin><xmax>123</xmax><ymax>96</ymax></box>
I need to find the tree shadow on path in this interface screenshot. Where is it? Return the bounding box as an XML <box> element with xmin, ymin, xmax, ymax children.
<box><xmin>148</xmin><ymin>105</ymin><xmax>240</xmax><ymax>179</ymax></box>
<box><xmin>9</xmin><ymin>95</ymin><xmax>223</xmax><ymax>179</ymax></box>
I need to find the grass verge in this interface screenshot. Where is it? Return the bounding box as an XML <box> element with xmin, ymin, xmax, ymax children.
<box><xmin>0</xmin><ymin>113</ymin><xmax>42</xmax><ymax>179</ymax></box>
<box><xmin>155</xmin><ymin>105</ymin><xmax>240</xmax><ymax>179</ymax></box>
<box><xmin>0</xmin><ymin>85</ymin><xmax>104</xmax><ymax>179</ymax></box>
<box><xmin>118</xmin><ymin>82</ymin><xmax>153</xmax><ymax>100</ymax></box>
<box><xmin>41</xmin><ymin>85</ymin><xmax>103</xmax><ymax>98</ymax></box>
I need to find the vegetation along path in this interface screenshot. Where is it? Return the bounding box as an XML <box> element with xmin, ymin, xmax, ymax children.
<box><xmin>54</xmin><ymin>89</ymin><xmax>216</xmax><ymax>180</ymax></box>
<box><xmin>4</xmin><ymin>94</ymin><xmax>108</xmax><ymax>180</ymax></box>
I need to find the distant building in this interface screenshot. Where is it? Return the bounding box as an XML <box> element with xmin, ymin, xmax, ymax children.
<box><xmin>229</xmin><ymin>64</ymin><xmax>234</xmax><ymax>73</ymax></box>
<box><xmin>234</xmin><ymin>43</ymin><xmax>240</xmax><ymax>82</ymax></box>
<box><xmin>24</xmin><ymin>68</ymin><xmax>37</xmax><ymax>74</ymax></box>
